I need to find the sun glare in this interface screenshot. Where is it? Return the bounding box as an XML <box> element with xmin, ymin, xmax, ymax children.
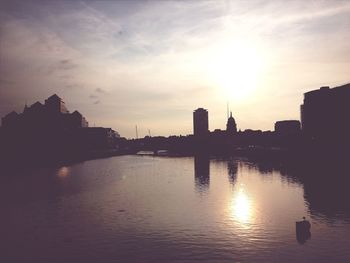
<box><xmin>208</xmin><ymin>41</ymin><xmax>264</xmax><ymax>102</ymax></box>
<box><xmin>231</xmin><ymin>188</ymin><xmax>252</xmax><ymax>224</ymax></box>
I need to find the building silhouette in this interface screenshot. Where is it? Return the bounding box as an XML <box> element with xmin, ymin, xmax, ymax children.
<box><xmin>1</xmin><ymin>94</ymin><xmax>88</xmax><ymax>130</ymax></box>
<box><xmin>226</xmin><ymin>112</ymin><xmax>237</xmax><ymax>134</ymax></box>
<box><xmin>193</xmin><ymin>108</ymin><xmax>209</xmax><ymax>136</ymax></box>
<box><xmin>0</xmin><ymin>94</ymin><xmax>120</xmax><ymax>167</ymax></box>
<box><xmin>45</xmin><ymin>94</ymin><xmax>69</xmax><ymax>114</ymax></box>
<box><xmin>300</xmin><ymin>83</ymin><xmax>350</xmax><ymax>140</ymax></box>
<box><xmin>1</xmin><ymin>111</ymin><xmax>18</xmax><ymax>128</ymax></box>
<box><xmin>274</xmin><ymin>120</ymin><xmax>300</xmax><ymax>136</ymax></box>
<box><xmin>76</xmin><ymin>127</ymin><xmax>118</xmax><ymax>151</ymax></box>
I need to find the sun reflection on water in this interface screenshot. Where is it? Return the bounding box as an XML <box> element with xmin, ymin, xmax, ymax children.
<box><xmin>231</xmin><ymin>188</ymin><xmax>252</xmax><ymax>226</ymax></box>
<box><xmin>57</xmin><ymin>166</ymin><xmax>70</xmax><ymax>178</ymax></box>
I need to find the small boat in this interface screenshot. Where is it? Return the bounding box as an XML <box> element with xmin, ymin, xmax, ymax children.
<box><xmin>296</xmin><ymin>217</ymin><xmax>311</xmax><ymax>244</ymax></box>
<box><xmin>296</xmin><ymin>217</ymin><xmax>311</xmax><ymax>232</ymax></box>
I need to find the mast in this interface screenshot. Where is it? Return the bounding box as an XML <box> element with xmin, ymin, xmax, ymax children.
<box><xmin>227</xmin><ymin>101</ymin><xmax>229</xmax><ymax>119</ymax></box>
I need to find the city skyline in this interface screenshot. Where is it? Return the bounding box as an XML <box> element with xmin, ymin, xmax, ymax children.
<box><xmin>1</xmin><ymin>0</ymin><xmax>350</xmax><ymax>138</ymax></box>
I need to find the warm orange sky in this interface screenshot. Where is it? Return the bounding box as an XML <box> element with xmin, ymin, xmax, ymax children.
<box><xmin>1</xmin><ymin>0</ymin><xmax>350</xmax><ymax>138</ymax></box>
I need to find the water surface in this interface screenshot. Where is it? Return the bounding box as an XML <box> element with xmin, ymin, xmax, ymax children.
<box><xmin>1</xmin><ymin>155</ymin><xmax>349</xmax><ymax>262</ymax></box>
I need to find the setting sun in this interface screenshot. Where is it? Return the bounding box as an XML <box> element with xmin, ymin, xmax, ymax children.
<box><xmin>208</xmin><ymin>41</ymin><xmax>265</xmax><ymax>101</ymax></box>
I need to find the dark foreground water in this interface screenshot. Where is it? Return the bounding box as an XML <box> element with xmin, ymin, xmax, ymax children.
<box><xmin>1</xmin><ymin>155</ymin><xmax>350</xmax><ymax>262</ymax></box>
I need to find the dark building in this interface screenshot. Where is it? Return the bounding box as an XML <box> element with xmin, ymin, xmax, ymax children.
<box><xmin>226</xmin><ymin>112</ymin><xmax>237</xmax><ymax>134</ymax></box>
<box><xmin>1</xmin><ymin>94</ymin><xmax>88</xmax><ymax>129</ymax></box>
<box><xmin>64</xmin><ymin>110</ymin><xmax>89</xmax><ymax>128</ymax></box>
<box><xmin>1</xmin><ymin>111</ymin><xmax>19</xmax><ymax>128</ymax></box>
<box><xmin>193</xmin><ymin>108</ymin><xmax>209</xmax><ymax>136</ymax></box>
<box><xmin>45</xmin><ymin>94</ymin><xmax>69</xmax><ymax>114</ymax></box>
<box><xmin>275</xmin><ymin>120</ymin><xmax>301</xmax><ymax>135</ymax></box>
<box><xmin>300</xmin><ymin>83</ymin><xmax>350</xmax><ymax>140</ymax></box>
<box><xmin>75</xmin><ymin>127</ymin><xmax>119</xmax><ymax>150</ymax></box>
<box><xmin>0</xmin><ymin>94</ymin><xmax>121</xmax><ymax>166</ymax></box>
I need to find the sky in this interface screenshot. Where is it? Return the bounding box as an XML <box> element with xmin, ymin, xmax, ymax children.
<box><xmin>1</xmin><ymin>0</ymin><xmax>350</xmax><ymax>138</ymax></box>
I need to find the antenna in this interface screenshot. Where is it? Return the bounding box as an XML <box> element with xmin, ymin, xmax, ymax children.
<box><xmin>227</xmin><ymin>101</ymin><xmax>229</xmax><ymax>119</ymax></box>
<box><xmin>24</xmin><ymin>99</ymin><xmax>28</xmax><ymax>111</ymax></box>
<box><xmin>135</xmin><ymin>125</ymin><xmax>138</xmax><ymax>139</ymax></box>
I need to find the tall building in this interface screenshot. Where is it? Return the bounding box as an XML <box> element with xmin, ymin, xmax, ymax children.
<box><xmin>226</xmin><ymin>112</ymin><xmax>237</xmax><ymax>134</ymax></box>
<box><xmin>193</xmin><ymin>108</ymin><xmax>209</xmax><ymax>136</ymax></box>
<box><xmin>300</xmin><ymin>83</ymin><xmax>350</xmax><ymax>140</ymax></box>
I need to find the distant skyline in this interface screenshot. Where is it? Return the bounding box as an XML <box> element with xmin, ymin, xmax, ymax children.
<box><xmin>1</xmin><ymin>0</ymin><xmax>350</xmax><ymax>138</ymax></box>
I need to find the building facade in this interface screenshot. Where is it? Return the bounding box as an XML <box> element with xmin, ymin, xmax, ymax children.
<box><xmin>274</xmin><ymin>120</ymin><xmax>301</xmax><ymax>136</ymax></box>
<box><xmin>300</xmin><ymin>83</ymin><xmax>350</xmax><ymax>140</ymax></box>
<box><xmin>193</xmin><ymin>108</ymin><xmax>209</xmax><ymax>136</ymax></box>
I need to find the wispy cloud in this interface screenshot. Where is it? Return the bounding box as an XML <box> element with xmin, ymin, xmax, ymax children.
<box><xmin>95</xmin><ymin>88</ymin><xmax>106</xmax><ymax>93</ymax></box>
<box><xmin>1</xmin><ymin>0</ymin><xmax>350</xmax><ymax>136</ymax></box>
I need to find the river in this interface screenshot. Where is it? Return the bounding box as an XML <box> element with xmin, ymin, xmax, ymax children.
<box><xmin>1</xmin><ymin>155</ymin><xmax>349</xmax><ymax>262</ymax></box>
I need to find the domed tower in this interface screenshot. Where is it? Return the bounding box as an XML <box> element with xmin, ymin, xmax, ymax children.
<box><xmin>226</xmin><ymin>112</ymin><xmax>237</xmax><ymax>134</ymax></box>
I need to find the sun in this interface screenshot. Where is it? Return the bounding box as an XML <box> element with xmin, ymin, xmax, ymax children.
<box><xmin>207</xmin><ymin>41</ymin><xmax>264</xmax><ymax>101</ymax></box>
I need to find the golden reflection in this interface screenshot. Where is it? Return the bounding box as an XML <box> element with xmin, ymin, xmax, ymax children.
<box><xmin>231</xmin><ymin>188</ymin><xmax>252</xmax><ymax>225</ymax></box>
<box><xmin>57</xmin><ymin>166</ymin><xmax>70</xmax><ymax>178</ymax></box>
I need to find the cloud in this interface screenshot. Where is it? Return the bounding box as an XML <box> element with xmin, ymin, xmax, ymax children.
<box><xmin>64</xmin><ymin>83</ymin><xmax>82</xmax><ymax>90</ymax></box>
<box><xmin>89</xmin><ymin>94</ymin><xmax>98</xmax><ymax>99</ymax></box>
<box><xmin>47</xmin><ymin>58</ymin><xmax>78</xmax><ymax>74</ymax></box>
<box><xmin>95</xmin><ymin>88</ymin><xmax>106</xmax><ymax>93</ymax></box>
<box><xmin>0</xmin><ymin>78</ymin><xmax>15</xmax><ymax>86</ymax></box>
<box><xmin>59</xmin><ymin>59</ymin><xmax>77</xmax><ymax>70</ymax></box>
<box><xmin>59</xmin><ymin>74</ymin><xmax>73</xmax><ymax>80</ymax></box>
<box><xmin>1</xmin><ymin>0</ymin><xmax>350</xmax><ymax>136</ymax></box>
